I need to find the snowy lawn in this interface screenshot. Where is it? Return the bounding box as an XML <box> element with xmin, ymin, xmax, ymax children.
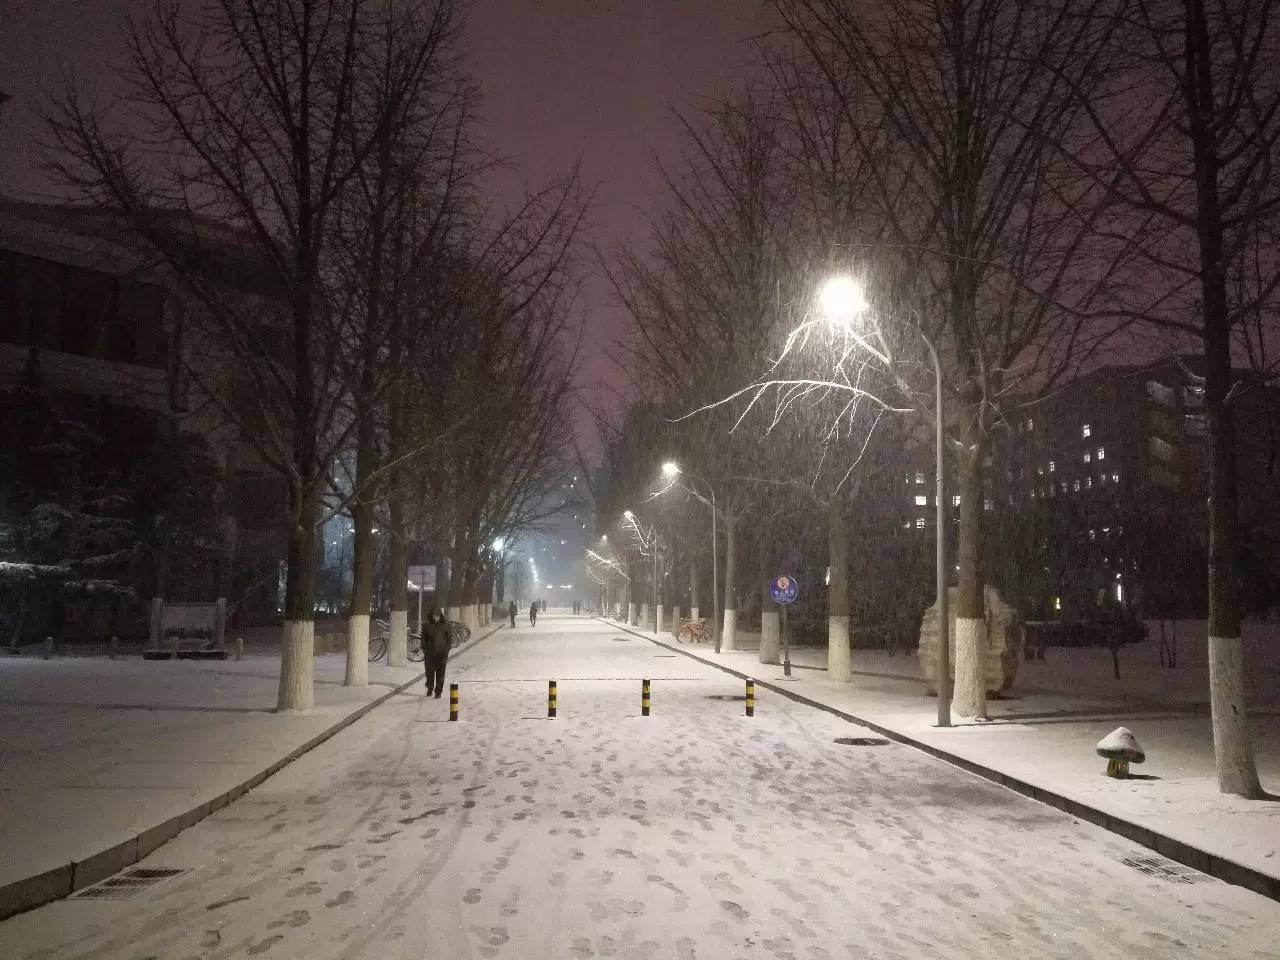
<box><xmin>652</xmin><ymin>621</ymin><xmax>1280</xmax><ymax>889</ymax></box>
<box><xmin>0</xmin><ymin>646</ymin><xmax>439</xmax><ymax>893</ymax></box>
<box><xmin>0</xmin><ymin>615</ymin><xmax>1275</xmax><ymax>959</ymax></box>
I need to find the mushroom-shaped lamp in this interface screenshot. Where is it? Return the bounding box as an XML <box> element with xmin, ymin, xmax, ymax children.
<box><xmin>1096</xmin><ymin>726</ymin><xmax>1145</xmax><ymax>778</ymax></box>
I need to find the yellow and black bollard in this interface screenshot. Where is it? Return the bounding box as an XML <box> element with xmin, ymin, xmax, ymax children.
<box><xmin>548</xmin><ymin>679</ymin><xmax>558</xmax><ymax>718</ymax></box>
<box><xmin>449</xmin><ymin>683</ymin><xmax>459</xmax><ymax>721</ymax></box>
<box><xmin>745</xmin><ymin>679</ymin><xmax>755</xmax><ymax>717</ymax></box>
<box><xmin>642</xmin><ymin>679</ymin><xmax>651</xmax><ymax>717</ymax></box>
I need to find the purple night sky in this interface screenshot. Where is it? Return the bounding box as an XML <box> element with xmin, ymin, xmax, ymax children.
<box><xmin>0</xmin><ymin>0</ymin><xmax>772</xmax><ymax>442</ymax></box>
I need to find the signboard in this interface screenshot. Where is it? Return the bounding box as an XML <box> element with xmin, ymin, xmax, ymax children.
<box><xmin>769</xmin><ymin>575</ymin><xmax>799</xmax><ymax>605</ymax></box>
<box><xmin>407</xmin><ymin>564</ymin><xmax>437</xmax><ymax>592</ymax></box>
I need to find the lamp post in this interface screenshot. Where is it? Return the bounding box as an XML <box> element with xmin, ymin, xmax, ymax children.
<box><xmin>818</xmin><ymin>276</ymin><xmax>951</xmax><ymax>727</ymax></box>
<box><xmin>623</xmin><ymin>509</ymin><xmax>661</xmax><ymax>632</ymax></box>
<box><xmin>660</xmin><ymin>462</ymin><xmax>721</xmax><ymax>652</ymax></box>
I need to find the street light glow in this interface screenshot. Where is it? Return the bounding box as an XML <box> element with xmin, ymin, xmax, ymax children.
<box><xmin>818</xmin><ymin>275</ymin><xmax>868</xmax><ymax>327</ymax></box>
<box><xmin>623</xmin><ymin>510</ymin><xmax>634</xmax><ymax>520</ymax></box>
<box><xmin>492</xmin><ymin>537</ymin><xmax>505</xmax><ymax>552</ymax></box>
<box><xmin>661</xmin><ymin>461</ymin><xmax>680</xmax><ymax>477</ymax></box>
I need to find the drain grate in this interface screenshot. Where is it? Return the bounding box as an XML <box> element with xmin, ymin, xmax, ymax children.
<box><xmin>612</xmin><ymin>637</ymin><xmax>632</xmax><ymax>642</ymax></box>
<box><xmin>834</xmin><ymin>737</ymin><xmax>890</xmax><ymax>747</ymax></box>
<box><xmin>654</xmin><ymin>655</ymin><xmax>678</xmax><ymax>658</ymax></box>
<box><xmin>1119</xmin><ymin>855</ymin><xmax>1211</xmax><ymax>884</ymax></box>
<box><xmin>707</xmin><ymin>694</ymin><xmax>746</xmax><ymax>702</ymax></box>
<box><xmin>73</xmin><ymin>866</ymin><xmax>189</xmax><ymax>900</ymax></box>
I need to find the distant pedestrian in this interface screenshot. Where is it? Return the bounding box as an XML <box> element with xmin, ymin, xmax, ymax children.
<box><xmin>508</xmin><ymin>600</ymin><xmax>518</xmax><ymax>628</ymax></box>
<box><xmin>529</xmin><ymin>601</ymin><xmax>538</xmax><ymax>627</ymax></box>
<box><xmin>421</xmin><ymin>607</ymin><xmax>451</xmax><ymax>699</ymax></box>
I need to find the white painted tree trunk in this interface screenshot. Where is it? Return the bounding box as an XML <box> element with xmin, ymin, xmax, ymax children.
<box><xmin>828</xmin><ymin>615</ymin><xmax>851</xmax><ymax>682</ymax></box>
<box><xmin>1209</xmin><ymin>634</ymin><xmax>1264</xmax><ymax>797</ymax></box>
<box><xmin>446</xmin><ymin>604</ymin><xmax>462</xmax><ymax>624</ymax></box>
<box><xmin>278</xmin><ymin>620</ymin><xmax>315</xmax><ymax>712</ymax></box>
<box><xmin>722</xmin><ymin>608</ymin><xmax>738</xmax><ymax>650</ymax></box>
<box><xmin>669</xmin><ymin>605</ymin><xmax>680</xmax><ymax>638</ymax></box>
<box><xmin>345</xmin><ymin>614</ymin><xmax>369</xmax><ymax>686</ymax></box>
<box><xmin>759</xmin><ymin>610</ymin><xmax>780</xmax><ymax>664</ymax></box>
<box><xmin>628</xmin><ymin>602</ymin><xmax>638</xmax><ymax>626</ymax></box>
<box><xmin>655</xmin><ymin>604</ymin><xmax>664</xmax><ymax>636</ymax></box>
<box><xmin>639</xmin><ymin>603</ymin><xmax>649</xmax><ymax>630</ymax></box>
<box><xmin>690</xmin><ymin>605</ymin><xmax>700</xmax><ymax>623</ymax></box>
<box><xmin>953</xmin><ymin>617</ymin><xmax>987</xmax><ymax>718</ymax></box>
<box><xmin>388</xmin><ymin>609</ymin><xmax>408</xmax><ymax>668</ymax></box>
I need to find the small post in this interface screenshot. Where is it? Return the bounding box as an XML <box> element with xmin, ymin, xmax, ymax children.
<box><xmin>642</xmin><ymin>679</ymin><xmax>651</xmax><ymax>717</ymax></box>
<box><xmin>449</xmin><ymin>683</ymin><xmax>459</xmax><ymax>721</ymax></box>
<box><xmin>781</xmin><ymin>603</ymin><xmax>792</xmax><ymax>678</ymax></box>
<box><xmin>235</xmin><ymin>636</ymin><xmax>244</xmax><ymax>661</ymax></box>
<box><xmin>745</xmin><ymin>678</ymin><xmax>755</xmax><ymax>717</ymax></box>
<box><xmin>109</xmin><ymin>635</ymin><xmax>119</xmax><ymax>660</ymax></box>
<box><xmin>43</xmin><ymin>635</ymin><xmax>54</xmax><ymax>660</ymax></box>
<box><xmin>548</xmin><ymin>679</ymin><xmax>557</xmax><ymax>719</ymax></box>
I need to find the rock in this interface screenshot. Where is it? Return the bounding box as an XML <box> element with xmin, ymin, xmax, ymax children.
<box><xmin>919</xmin><ymin>585</ymin><xmax>1022</xmax><ymax>696</ymax></box>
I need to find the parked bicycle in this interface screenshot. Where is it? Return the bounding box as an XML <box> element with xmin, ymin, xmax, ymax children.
<box><xmin>676</xmin><ymin>617</ymin><xmax>709</xmax><ymax>643</ymax></box>
<box><xmin>368</xmin><ymin>618</ymin><xmax>470</xmax><ymax>662</ymax></box>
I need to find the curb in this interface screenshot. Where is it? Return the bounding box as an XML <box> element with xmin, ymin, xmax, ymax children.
<box><xmin>0</xmin><ymin>623</ymin><xmax>505</xmax><ymax>921</ymax></box>
<box><xmin>598</xmin><ymin>617</ymin><xmax>1280</xmax><ymax>904</ymax></box>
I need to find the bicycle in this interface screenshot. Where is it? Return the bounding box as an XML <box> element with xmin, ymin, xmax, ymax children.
<box><xmin>676</xmin><ymin>617</ymin><xmax>708</xmax><ymax>643</ymax></box>
<box><xmin>368</xmin><ymin>619</ymin><xmax>427</xmax><ymax>663</ymax></box>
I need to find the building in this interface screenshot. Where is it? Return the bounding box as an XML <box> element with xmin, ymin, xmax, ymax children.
<box><xmin>0</xmin><ymin>197</ymin><xmax>287</xmax><ymax>643</ymax></box>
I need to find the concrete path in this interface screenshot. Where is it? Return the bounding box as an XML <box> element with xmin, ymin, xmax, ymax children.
<box><xmin>615</xmin><ymin>618</ymin><xmax>1280</xmax><ymax>899</ymax></box>
<box><xmin>0</xmin><ymin>623</ymin><xmax>502</xmax><ymax>918</ymax></box>
<box><xmin>1</xmin><ymin>613</ymin><xmax>1276</xmax><ymax>959</ymax></box>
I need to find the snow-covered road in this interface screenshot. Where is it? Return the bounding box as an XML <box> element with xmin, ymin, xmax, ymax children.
<box><xmin>3</xmin><ymin>615</ymin><xmax>1276</xmax><ymax>959</ymax></box>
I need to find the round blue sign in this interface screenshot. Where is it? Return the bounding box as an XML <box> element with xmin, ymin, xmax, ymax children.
<box><xmin>769</xmin><ymin>575</ymin><xmax>799</xmax><ymax>605</ymax></box>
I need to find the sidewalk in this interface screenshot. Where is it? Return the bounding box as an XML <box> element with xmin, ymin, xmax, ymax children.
<box><xmin>605</xmin><ymin>617</ymin><xmax>1280</xmax><ymax>901</ymax></box>
<box><xmin>0</xmin><ymin>624</ymin><xmax>502</xmax><ymax>919</ymax></box>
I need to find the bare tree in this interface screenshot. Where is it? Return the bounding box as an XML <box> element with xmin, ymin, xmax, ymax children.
<box><xmin>46</xmin><ymin>0</ymin><xmax>475</xmax><ymax>710</ymax></box>
<box><xmin>1050</xmin><ymin>0</ymin><xmax>1280</xmax><ymax>796</ymax></box>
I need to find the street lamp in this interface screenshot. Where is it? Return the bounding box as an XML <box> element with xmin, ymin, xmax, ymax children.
<box><xmin>820</xmin><ymin>275</ymin><xmax>951</xmax><ymax>727</ymax></box>
<box><xmin>659</xmin><ymin>461</ymin><xmax>721</xmax><ymax>654</ymax></box>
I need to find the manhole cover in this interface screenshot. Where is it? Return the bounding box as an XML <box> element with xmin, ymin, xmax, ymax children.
<box><xmin>834</xmin><ymin>737</ymin><xmax>890</xmax><ymax>746</ymax></box>
<box><xmin>73</xmin><ymin>867</ymin><xmax>189</xmax><ymax>900</ymax></box>
<box><xmin>1119</xmin><ymin>855</ymin><xmax>1211</xmax><ymax>884</ymax></box>
<box><xmin>707</xmin><ymin>694</ymin><xmax>747</xmax><ymax>702</ymax></box>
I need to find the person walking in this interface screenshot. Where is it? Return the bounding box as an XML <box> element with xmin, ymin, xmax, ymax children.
<box><xmin>508</xmin><ymin>600</ymin><xmax>517</xmax><ymax>628</ymax></box>
<box><xmin>529</xmin><ymin>600</ymin><xmax>538</xmax><ymax>627</ymax></box>
<box><xmin>421</xmin><ymin>607</ymin><xmax>451</xmax><ymax>698</ymax></box>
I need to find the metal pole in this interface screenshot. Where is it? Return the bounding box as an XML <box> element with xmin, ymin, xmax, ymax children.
<box><xmin>781</xmin><ymin>601</ymin><xmax>791</xmax><ymax>677</ymax></box>
<box><xmin>928</xmin><ymin>333</ymin><xmax>951</xmax><ymax>728</ymax></box>
<box><xmin>653</xmin><ymin>532</ymin><xmax>658</xmax><ymax>630</ymax></box>
<box><xmin>416</xmin><ymin>580</ymin><xmax>423</xmax><ymax>636</ymax></box>
<box><xmin>711</xmin><ymin>486</ymin><xmax>721</xmax><ymax>653</ymax></box>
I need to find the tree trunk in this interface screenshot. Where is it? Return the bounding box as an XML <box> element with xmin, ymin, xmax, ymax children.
<box><xmin>953</xmin><ymin>392</ymin><xmax>988</xmax><ymax>719</ymax></box>
<box><xmin>345</xmin><ymin>411</ymin><xmax>377</xmax><ymax>686</ymax></box>
<box><xmin>1185</xmin><ymin>0</ymin><xmax>1263</xmax><ymax>798</ymax></box>
<box><xmin>759</xmin><ymin>524</ymin><xmax>779</xmax><ymax>664</ymax></box>
<box><xmin>827</xmin><ymin>497</ymin><xmax>851</xmax><ymax>682</ymax></box>
<box><xmin>279</xmin><ymin>482</ymin><xmax>318</xmax><ymax>712</ymax></box>
<box><xmin>721</xmin><ymin>513</ymin><xmax>738</xmax><ymax>650</ymax></box>
<box><xmin>386</xmin><ymin>477</ymin><xmax>409</xmax><ymax>668</ymax></box>
<box><xmin>690</xmin><ymin>555</ymin><xmax>700</xmax><ymax>623</ymax></box>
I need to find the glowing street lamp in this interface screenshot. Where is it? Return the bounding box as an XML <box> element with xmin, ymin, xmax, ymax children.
<box><xmin>661</xmin><ymin>461</ymin><xmax>680</xmax><ymax>478</ymax></box>
<box><xmin>818</xmin><ymin>275</ymin><xmax>869</xmax><ymax>328</ymax></box>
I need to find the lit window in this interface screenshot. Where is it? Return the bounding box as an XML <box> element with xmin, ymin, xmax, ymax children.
<box><xmin>1097</xmin><ymin>447</ymin><xmax>1106</xmax><ymax>460</ymax></box>
<box><xmin>1037</xmin><ymin>465</ymin><xmax>1044</xmax><ymax>476</ymax></box>
<box><xmin>916</xmin><ymin>517</ymin><xmax>925</xmax><ymax>529</ymax></box>
<box><xmin>915</xmin><ymin>495</ymin><xmax>928</xmax><ymax>506</ymax></box>
<box><xmin>1053</xmin><ymin>596</ymin><xmax>1061</xmax><ymax>612</ymax></box>
<box><xmin>1086</xmin><ymin>476</ymin><xmax>1093</xmax><ymax>488</ymax></box>
<box><xmin>1089</xmin><ymin>529</ymin><xmax>1097</xmax><ymax>541</ymax></box>
<box><xmin>1083</xmin><ymin>452</ymin><xmax>1091</xmax><ymax>464</ymax></box>
<box><xmin>1082</xmin><ymin>423</ymin><xmax>1091</xmax><ymax>438</ymax></box>
<box><xmin>984</xmin><ymin>498</ymin><xmax>993</xmax><ymax>512</ymax></box>
<box><xmin>915</xmin><ymin>472</ymin><xmax>925</xmax><ymax>485</ymax></box>
<box><xmin>1112</xmin><ymin>473</ymin><xmax>1120</xmax><ymax>484</ymax></box>
<box><xmin>952</xmin><ymin>495</ymin><xmax>960</xmax><ymax>507</ymax></box>
<box><xmin>1028</xmin><ymin>418</ymin><xmax>1035</xmax><ymax>431</ymax></box>
<box><xmin>1048</xmin><ymin>461</ymin><xmax>1056</xmax><ymax>472</ymax></box>
<box><xmin>1072</xmin><ymin>479</ymin><xmax>1081</xmax><ymax>492</ymax></box>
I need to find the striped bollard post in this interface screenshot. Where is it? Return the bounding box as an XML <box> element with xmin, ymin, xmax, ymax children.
<box><xmin>642</xmin><ymin>679</ymin><xmax>651</xmax><ymax>717</ymax></box>
<box><xmin>745</xmin><ymin>678</ymin><xmax>755</xmax><ymax>717</ymax></box>
<box><xmin>548</xmin><ymin>680</ymin><xmax>557</xmax><ymax>719</ymax></box>
<box><xmin>449</xmin><ymin>683</ymin><xmax>459</xmax><ymax>721</ymax></box>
